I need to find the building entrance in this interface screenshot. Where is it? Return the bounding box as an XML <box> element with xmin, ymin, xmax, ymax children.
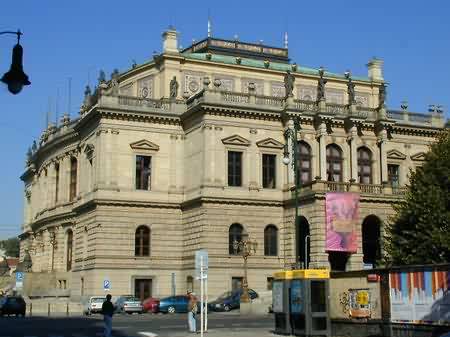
<box><xmin>135</xmin><ymin>278</ymin><xmax>152</xmax><ymax>301</ymax></box>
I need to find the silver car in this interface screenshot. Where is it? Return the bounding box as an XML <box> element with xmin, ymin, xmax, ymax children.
<box><xmin>84</xmin><ymin>296</ymin><xmax>105</xmax><ymax>315</ymax></box>
<box><xmin>115</xmin><ymin>295</ymin><xmax>143</xmax><ymax>314</ymax></box>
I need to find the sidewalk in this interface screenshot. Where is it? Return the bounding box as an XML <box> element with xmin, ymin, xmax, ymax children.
<box><xmin>167</xmin><ymin>328</ymin><xmax>277</xmax><ymax>337</ymax></box>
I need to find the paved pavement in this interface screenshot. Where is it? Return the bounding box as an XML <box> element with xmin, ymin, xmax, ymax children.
<box><xmin>0</xmin><ymin>312</ymin><xmax>276</xmax><ymax>337</ymax></box>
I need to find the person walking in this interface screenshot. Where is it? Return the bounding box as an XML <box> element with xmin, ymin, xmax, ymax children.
<box><xmin>102</xmin><ymin>294</ymin><xmax>115</xmax><ymax>337</ymax></box>
<box><xmin>187</xmin><ymin>291</ymin><xmax>198</xmax><ymax>333</ymax></box>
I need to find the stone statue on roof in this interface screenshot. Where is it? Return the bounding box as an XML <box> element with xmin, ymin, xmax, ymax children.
<box><xmin>284</xmin><ymin>70</ymin><xmax>295</xmax><ymax>98</ymax></box>
<box><xmin>170</xmin><ymin>76</ymin><xmax>179</xmax><ymax>99</ymax></box>
<box><xmin>317</xmin><ymin>68</ymin><xmax>327</xmax><ymax>102</ymax></box>
<box><xmin>347</xmin><ymin>78</ymin><xmax>356</xmax><ymax>105</ymax></box>
<box><xmin>379</xmin><ymin>84</ymin><xmax>387</xmax><ymax>108</ymax></box>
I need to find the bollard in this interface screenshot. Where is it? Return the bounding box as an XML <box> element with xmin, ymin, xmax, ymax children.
<box><xmin>66</xmin><ymin>302</ymin><xmax>69</xmax><ymax>316</ymax></box>
<box><xmin>48</xmin><ymin>302</ymin><xmax>50</xmax><ymax>316</ymax></box>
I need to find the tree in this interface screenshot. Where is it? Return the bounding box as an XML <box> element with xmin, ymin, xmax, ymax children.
<box><xmin>0</xmin><ymin>237</ymin><xmax>20</xmax><ymax>257</ymax></box>
<box><xmin>385</xmin><ymin>130</ymin><xmax>450</xmax><ymax>265</ymax></box>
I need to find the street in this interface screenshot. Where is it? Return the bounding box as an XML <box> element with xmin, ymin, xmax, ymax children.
<box><xmin>0</xmin><ymin>312</ymin><xmax>275</xmax><ymax>337</ymax></box>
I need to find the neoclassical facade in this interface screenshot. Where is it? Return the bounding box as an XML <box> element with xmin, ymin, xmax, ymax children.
<box><xmin>19</xmin><ymin>28</ymin><xmax>446</xmax><ymax>301</ymax></box>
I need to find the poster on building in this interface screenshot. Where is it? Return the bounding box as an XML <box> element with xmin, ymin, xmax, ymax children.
<box><xmin>325</xmin><ymin>192</ymin><xmax>359</xmax><ymax>252</ymax></box>
<box><xmin>389</xmin><ymin>270</ymin><xmax>450</xmax><ymax>324</ymax></box>
<box><xmin>348</xmin><ymin>288</ymin><xmax>371</xmax><ymax>318</ymax></box>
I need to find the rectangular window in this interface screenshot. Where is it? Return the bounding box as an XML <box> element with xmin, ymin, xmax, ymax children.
<box><xmin>136</xmin><ymin>156</ymin><xmax>152</xmax><ymax>190</ymax></box>
<box><xmin>388</xmin><ymin>164</ymin><xmax>400</xmax><ymax>187</ymax></box>
<box><xmin>262</xmin><ymin>154</ymin><xmax>276</xmax><ymax>189</ymax></box>
<box><xmin>69</xmin><ymin>158</ymin><xmax>77</xmax><ymax>201</ymax></box>
<box><xmin>228</xmin><ymin>151</ymin><xmax>242</xmax><ymax>187</ymax></box>
<box><xmin>55</xmin><ymin>163</ymin><xmax>59</xmax><ymax>203</ymax></box>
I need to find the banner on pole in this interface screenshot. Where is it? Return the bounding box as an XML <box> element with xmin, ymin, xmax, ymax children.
<box><xmin>325</xmin><ymin>192</ymin><xmax>359</xmax><ymax>252</ymax></box>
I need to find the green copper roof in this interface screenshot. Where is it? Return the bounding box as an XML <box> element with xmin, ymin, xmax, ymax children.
<box><xmin>183</xmin><ymin>52</ymin><xmax>370</xmax><ymax>82</ymax></box>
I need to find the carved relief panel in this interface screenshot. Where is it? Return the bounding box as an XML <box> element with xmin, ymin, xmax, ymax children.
<box><xmin>355</xmin><ymin>92</ymin><xmax>370</xmax><ymax>107</ymax></box>
<box><xmin>271</xmin><ymin>82</ymin><xmax>285</xmax><ymax>97</ymax></box>
<box><xmin>298</xmin><ymin>85</ymin><xmax>317</xmax><ymax>101</ymax></box>
<box><xmin>184</xmin><ymin>73</ymin><xmax>204</xmax><ymax>95</ymax></box>
<box><xmin>214</xmin><ymin>76</ymin><xmax>234</xmax><ymax>92</ymax></box>
<box><xmin>242</xmin><ymin>79</ymin><xmax>264</xmax><ymax>95</ymax></box>
<box><xmin>137</xmin><ymin>76</ymin><xmax>154</xmax><ymax>98</ymax></box>
<box><xmin>119</xmin><ymin>83</ymin><xmax>134</xmax><ymax>96</ymax></box>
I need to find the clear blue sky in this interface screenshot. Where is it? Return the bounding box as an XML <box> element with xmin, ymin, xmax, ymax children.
<box><xmin>0</xmin><ymin>1</ymin><xmax>449</xmax><ymax>239</ymax></box>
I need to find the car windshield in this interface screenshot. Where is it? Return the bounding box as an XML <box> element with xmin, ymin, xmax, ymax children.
<box><xmin>91</xmin><ymin>298</ymin><xmax>104</xmax><ymax>303</ymax></box>
<box><xmin>217</xmin><ymin>291</ymin><xmax>233</xmax><ymax>300</ymax></box>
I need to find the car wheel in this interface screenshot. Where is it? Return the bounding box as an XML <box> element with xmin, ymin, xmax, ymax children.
<box><xmin>168</xmin><ymin>306</ymin><xmax>176</xmax><ymax>314</ymax></box>
<box><xmin>224</xmin><ymin>305</ymin><xmax>231</xmax><ymax>312</ymax></box>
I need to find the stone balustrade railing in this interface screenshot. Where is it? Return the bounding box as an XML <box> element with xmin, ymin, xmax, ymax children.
<box><xmin>300</xmin><ymin>179</ymin><xmax>407</xmax><ymax>196</ymax></box>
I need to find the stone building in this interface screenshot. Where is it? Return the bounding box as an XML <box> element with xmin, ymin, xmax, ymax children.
<box><xmin>19</xmin><ymin>28</ymin><xmax>446</xmax><ymax>301</ymax></box>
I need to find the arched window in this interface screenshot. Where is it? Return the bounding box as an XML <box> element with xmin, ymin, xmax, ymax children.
<box><xmin>135</xmin><ymin>226</ymin><xmax>150</xmax><ymax>257</ymax></box>
<box><xmin>66</xmin><ymin>230</ymin><xmax>73</xmax><ymax>271</ymax></box>
<box><xmin>264</xmin><ymin>225</ymin><xmax>278</xmax><ymax>256</ymax></box>
<box><xmin>326</xmin><ymin>144</ymin><xmax>343</xmax><ymax>182</ymax></box>
<box><xmin>69</xmin><ymin>157</ymin><xmax>78</xmax><ymax>201</ymax></box>
<box><xmin>297</xmin><ymin>141</ymin><xmax>312</xmax><ymax>185</ymax></box>
<box><xmin>358</xmin><ymin>147</ymin><xmax>372</xmax><ymax>184</ymax></box>
<box><xmin>229</xmin><ymin>223</ymin><xmax>243</xmax><ymax>255</ymax></box>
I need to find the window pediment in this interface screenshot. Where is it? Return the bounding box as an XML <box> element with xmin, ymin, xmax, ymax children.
<box><xmin>256</xmin><ymin>138</ymin><xmax>284</xmax><ymax>149</ymax></box>
<box><xmin>410</xmin><ymin>152</ymin><xmax>426</xmax><ymax>161</ymax></box>
<box><xmin>222</xmin><ymin>135</ymin><xmax>251</xmax><ymax>147</ymax></box>
<box><xmin>84</xmin><ymin>144</ymin><xmax>95</xmax><ymax>160</ymax></box>
<box><xmin>387</xmin><ymin>149</ymin><xmax>406</xmax><ymax>160</ymax></box>
<box><xmin>130</xmin><ymin>139</ymin><xmax>160</xmax><ymax>151</ymax></box>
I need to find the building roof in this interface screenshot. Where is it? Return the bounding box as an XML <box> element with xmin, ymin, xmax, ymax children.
<box><xmin>182</xmin><ymin>52</ymin><xmax>371</xmax><ymax>82</ymax></box>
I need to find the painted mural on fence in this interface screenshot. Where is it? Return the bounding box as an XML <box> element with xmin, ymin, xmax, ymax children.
<box><xmin>325</xmin><ymin>192</ymin><xmax>359</xmax><ymax>252</ymax></box>
<box><xmin>390</xmin><ymin>270</ymin><xmax>450</xmax><ymax>323</ymax></box>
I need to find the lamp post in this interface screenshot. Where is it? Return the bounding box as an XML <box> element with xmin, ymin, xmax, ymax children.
<box><xmin>233</xmin><ymin>233</ymin><xmax>257</xmax><ymax>303</ymax></box>
<box><xmin>283</xmin><ymin>117</ymin><xmax>302</xmax><ymax>269</ymax></box>
<box><xmin>0</xmin><ymin>30</ymin><xmax>31</xmax><ymax>94</ymax></box>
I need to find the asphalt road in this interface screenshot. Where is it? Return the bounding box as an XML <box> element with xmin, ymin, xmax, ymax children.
<box><xmin>0</xmin><ymin>312</ymin><xmax>275</xmax><ymax>337</ymax></box>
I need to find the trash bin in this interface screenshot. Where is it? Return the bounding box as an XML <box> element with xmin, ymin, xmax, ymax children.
<box><xmin>273</xmin><ymin>269</ymin><xmax>331</xmax><ymax>337</ymax></box>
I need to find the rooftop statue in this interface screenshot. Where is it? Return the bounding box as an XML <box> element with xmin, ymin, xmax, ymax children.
<box><xmin>170</xmin><ymin>76</ymin><xmax>179</xmax><ymax>98</ymax></box>
<box><xmin>347</xmin><ymin>77</ymin><xmax>356</xmax><ymax>105</ymax></box>
<box><xmin>317</xmin><ymin>68</ymin><xmax>327</xmax><ymax>101</ymax></box>
<box><xmin>284</xmin><ymin>70</ymin><xmax>295</xmax><ymax>98</ymax></box>
<box><xmin>379</xmin><ymin>84</ymin><xmax>387</xmax><ymax>108</ymax></box>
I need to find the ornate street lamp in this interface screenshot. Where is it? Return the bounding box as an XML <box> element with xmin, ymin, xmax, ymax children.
<box><xmin>233</xmin><ymin>233</ymin><xmax>257</xmax><ymax>303</ymax></box>
<box><xmin>283</xmin><ymin>117</ymin><xmax>303</xmax><ymax>269</ymax></box>
<box><xmin>0</xmin><ymin>30</ymin><xmax>31</xmax><ymax>94</ymax></box>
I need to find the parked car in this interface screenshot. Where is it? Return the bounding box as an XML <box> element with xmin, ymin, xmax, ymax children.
<box><xmin>209</xmin><ymin>289</ymin><xmax>258</xmax><ymax>312</ymax></box>
<box><xmin>115</xmin><ymin>296</ymin><xmax>143</xmax><ymax>314</ymax></box>
<box><xmin>159</xmin><ymin>295</ymin><xmax>191</xmax><ymax>314</ymax></box>
<box><xmin>142</xmin><ymin>297</ymin><xmax>160</xmax><ymax>313</ymax></box>
<box><xmin>0</xmin><ymin>296</ymin><xmax>26</xmax><ymax>317</ymax></box>
<box><xmin>84</xmin><ymin>296</ymin><xmax>105</xmax><ymax>315</ymax></box>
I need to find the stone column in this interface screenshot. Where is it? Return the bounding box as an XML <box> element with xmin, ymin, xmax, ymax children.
<box><xmin>348</xmin><ymin>125</ymin><xmax>358</xmax><ymax>182</ymax></box>
<box><xmin>95</xmin><ymin>129</ymin><xmax>108</xmax><ymax>190</ymax></box>
<box><xmin>285</xmin><ymin>119</ymin><xmax>295</xmax><ymax>186</ymax></box>
<box><xmin>202</xmin><ymin>124</ymin><xmax>214</xmax><ymax>185</ymax></box>
<box><xmin>317</xmin><ymin>122</ymin><xmax>327</xmax><ymax>180</ymax></box>
<box><xmin>59</xmin><ymin>156</ymin><xmax>69</xmax><ymax>203</ymax></box>
<box><xmin>378</xmin><ymin>129</ymin><xmax>388</xmax><ymax>183</ymax></box>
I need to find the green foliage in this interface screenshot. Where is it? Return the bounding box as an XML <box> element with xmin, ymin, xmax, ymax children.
<box><xmin>0</xmin><ymin>237</ymin><xmax>20</xmax><ymax>257</ymax></box>
<box><xmin>385</xmin><ymin>130</ymin><xmax>450</xmax><ymax>265</ymax></box>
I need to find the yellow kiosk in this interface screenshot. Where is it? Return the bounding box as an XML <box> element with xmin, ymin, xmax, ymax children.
<box><xmin>273</xmin><ymin>269</ymin><xmax>331</xmax><ymax>337</ymax></box>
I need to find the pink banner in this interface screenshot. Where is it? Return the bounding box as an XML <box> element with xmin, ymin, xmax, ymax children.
<box><xmin>326</xmin><ymin>192</ymin><xmax>359</xmax><ymax>252</ymax></box>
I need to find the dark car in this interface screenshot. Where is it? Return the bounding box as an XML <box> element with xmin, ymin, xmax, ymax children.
<box><xmin>159</xmin><ymin>295</ymin><xmax>193</xmax><ymax>314</ymax></box>
<box><xmin>209</xmin><ymin>289</ymin><xmax>258</xmax><ymax>312</ymax></box>
<box><xmin>0</xmin><ymin>296</ymin><xmax>26</xmax><ymax>317</ymax></box>
<box><xmin>114</xmin><ymin>296</ymin><xmax>143</xmax><ymax>314</ymax></box>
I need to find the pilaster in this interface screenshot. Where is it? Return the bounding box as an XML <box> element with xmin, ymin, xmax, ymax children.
<box><xmin>377</xmin><ymin>129</ymin><xmax>388</xmax><ymax>183</ymax></box>
<box><xmin>317</xmin><ymin>122</ymin><xmax>327</xmax><ymax>180</ymax></box>
<box><xmin>348</xmin><ymin>125</ymin><xmax>358</xmax><ymax>182</ymax></box>
<box><xmin>248</xmin><ymin>128</ymin><xmax>258</xmax><ymax>190</ymax></box>
<box><xmin>169</xmin><ymin>134</ymin><xmax>178</xmax><ymax>192</ymax></box>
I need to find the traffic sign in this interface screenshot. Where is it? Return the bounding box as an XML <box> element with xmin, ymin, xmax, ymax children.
<box><xmin>103</xmin><ymin>279</ymin><xmax>111</xmax><ymax>291</ymax></box>
<box><xmin>195</xmin><ymin>250</ymin><xmax>208</xmax><ymax>277</ymax></box>
<box><xmin>15</xmin><ymin>272</ymin><xmax>24</xmax><ymax>289</ymax></box>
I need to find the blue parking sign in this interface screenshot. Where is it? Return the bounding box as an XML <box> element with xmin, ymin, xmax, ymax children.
<box><xmin>16</xmin><ymin>272</ymin><xmax>24</xmax><ymax>289</ymax></box>
<box><xmin>103</xmin><ymin>279</ymin><xmax>111</xmax><ymax>291</ymax></box>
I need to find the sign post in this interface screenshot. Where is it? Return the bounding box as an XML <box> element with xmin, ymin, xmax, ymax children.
<box><xmin>195</xmin><ymin>250</ymin><xmax>208</xmax><ymax>335</ymax></box>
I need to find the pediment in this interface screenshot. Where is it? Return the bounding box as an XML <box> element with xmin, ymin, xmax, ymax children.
<box><xmin>410</xmin><ymin>152</ymin><xmax>426</xmax><ymax>161</ymax></box>
<box><xmin>221</xmin><ymin>135</ymin><xmax>251</xmax><ymax>147</ymax></box>
<box><xmin>130</xmin><ymin>139</ymin><xmax>160</xmax><ymax>151</ymax></box>
<box><xmin>256</xmin><ymin>138</ymin><xmax>284</xmax><ymax>149</ymax></box>
<box><xmin>387</xmin><ymin>149</ymin><xmax>406</xmax><ymax>160</ymax></box>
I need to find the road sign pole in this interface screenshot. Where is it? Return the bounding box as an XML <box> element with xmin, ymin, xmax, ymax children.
<box><xmin>200</xmin><ymin>255</ymin><xmax>204</xmax><ymax>337</ymax></box>
<box><xmin>205</xmin><ymin>268</ymin><xmax>208</xmax><ymax>332</ymax></box>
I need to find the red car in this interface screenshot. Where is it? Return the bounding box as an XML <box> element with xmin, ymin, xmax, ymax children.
<box><xmin>142</xmin><ymin>297</ymin><xmax>160</xmax><ymax>313</ymax></box>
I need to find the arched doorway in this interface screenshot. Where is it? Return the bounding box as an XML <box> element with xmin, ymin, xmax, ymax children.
<box><xmin>297</xmin><ymin>216</ymin><xmax>310</xmax><ymax>268</ymax></box>
<box><xmin>362</xmin><ymin>215</ymin><xmax>381</xmax><ymax>268</ymax></box>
